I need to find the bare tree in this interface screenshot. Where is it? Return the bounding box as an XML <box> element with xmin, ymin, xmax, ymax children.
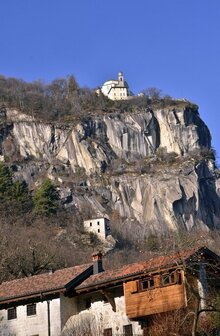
<box><xmin>141</xmin><ymin>87</ymin><xmax>162</xmax><ymax>100</ymax></box>
<box><xmin>61</xmin><ymin>312</ymin><xmax>102</xmax><ymax>336</ymax></box>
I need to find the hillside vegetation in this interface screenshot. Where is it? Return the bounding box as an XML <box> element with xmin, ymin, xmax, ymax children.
<box><xmin>0</xmin><ymin>74</ymin><xmax>196</xmax><ymax>122</ymax></box>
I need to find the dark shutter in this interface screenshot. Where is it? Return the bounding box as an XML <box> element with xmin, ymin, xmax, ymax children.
<box><xmin>103</xmin><ymin>328</ymin><xmax>112</xmax><ymax>336</ymax></box>
<box><xmin>123</xmin><ymin>324</ymin><xmax>133</xmax><ymax>336</ymax></box>
<box><xmin>7</xmin><ymin>307</ymin><xmax>17</xmax><ymax>320</ymax></box>
<box><xmin>27</xmin><ymin>303</ymin><xmax>37</xmax><ymax>316</ymax></box>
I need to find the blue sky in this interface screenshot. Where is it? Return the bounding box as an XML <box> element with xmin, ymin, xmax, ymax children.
<box><xmin>0</xmin><ymin>0</ymin><xmax>219</xmax><ymax>161</ymax></box>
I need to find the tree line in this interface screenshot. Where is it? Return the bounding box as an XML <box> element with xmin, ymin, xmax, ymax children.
<box><xmin>0</xmin><ymin>75</ymin><xmax>113</xmax><ymax>121</ymax></box>
<box><xmin>0</xmin><ymin>74</ymin><xmax>192</xmax><ymax>122</ymax></box>
<box><xmin>0</xmin><ymin>163</ymin><xmax>59</xmax><ymax>216</ymax></box>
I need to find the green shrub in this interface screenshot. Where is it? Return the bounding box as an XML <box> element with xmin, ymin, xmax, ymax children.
<box><xmin>156</xmin><ymin>147</ymin><xmax>178</xmax><ymax>164</ymax></box>
<box><xmin>146</xmin><ymin>234</ymin><xmax>160</xmax><ymax>251</ymax></box>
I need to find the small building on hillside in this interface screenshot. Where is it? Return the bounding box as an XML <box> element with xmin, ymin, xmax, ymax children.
<box><xmin>83</xmin><ymin>217</ymin><xmax>110</xmax><ymax>240</ymax></box>
<box><xmin>100</xmin><ymin>72</ymin><xmax>133</xmax><ymax>100</ymax></box>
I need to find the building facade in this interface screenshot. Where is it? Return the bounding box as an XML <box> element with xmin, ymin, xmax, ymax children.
<box><xmin>0</xmin><ymin>247</ymin><xmax>219</xmax><ymax>336</ymax></box>
<box><xmin>0</xmin><ymin>299</ymin><xmax>60</xmax><ymax>336</ymax></box>
<box><xmin>0</xmin><ymin>264</ymin><xmax>93</xmax><ymax>336</ymax></box>
<box><xmin>100</xmin><ymin>72</ymin><xmax>133</xmax><ymax>100</ymax></box>
<box><xmin>83</xmin><ymin>217</ymin><xmax>110</xmax><ymax>240</ymax></box>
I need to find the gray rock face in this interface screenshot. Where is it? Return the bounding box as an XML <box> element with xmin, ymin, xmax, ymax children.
<box><xmin>2</xmin><ymin>107</ymin><xmax>211</xmax><ymax>173</ymax></box>
<box><xmin>108</xmin><ymin>161</ymin><xmax>220</xmax><ymax>232</ymax></box>
<box><xmin>0</xmin><ymin>106</ymin><xmax>219</xmax><ymax>232</ymax></box>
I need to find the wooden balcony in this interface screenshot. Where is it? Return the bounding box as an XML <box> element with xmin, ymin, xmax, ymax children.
<box><xmin>124</xmin><ymin>269</ymin><xmax>187</xmax><ymax>319</ymax></box>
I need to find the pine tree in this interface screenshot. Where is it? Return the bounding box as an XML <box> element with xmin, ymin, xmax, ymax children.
<box><xmin>12</xmin><ymin>180</ymin><xmax>32</xmax><ymax>212</ymax></box>
<box><xmin>33</xmin><ymin>178</ymin><xmax>59</xmax><ymax>216</ymax></box>
<box><xmin>0</xmin><ymin>163</ymin><xmax>32</xmax><ymax>212</ymax></box>
<box><xmin>0</xmin><ymin>163</ymin><xmax>13</xmax><ymax>200</ymax></box>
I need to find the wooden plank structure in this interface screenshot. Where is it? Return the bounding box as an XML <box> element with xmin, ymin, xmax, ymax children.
<box><xmin>124</xmin><ymin>269</ymin><xmax>187</xmax><ymax>319</ymax></box>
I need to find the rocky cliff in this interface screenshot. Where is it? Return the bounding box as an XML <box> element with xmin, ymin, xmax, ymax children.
<box><xmin>0</xmin><ymin>105</ymin><xmax>219</xmax><ymax>233</ymax></box>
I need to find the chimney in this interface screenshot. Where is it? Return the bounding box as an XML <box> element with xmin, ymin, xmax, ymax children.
<box><xmin>92</xmin><ymin>251</ymin><xmax>104</xmax><ymax>274</ymax></box>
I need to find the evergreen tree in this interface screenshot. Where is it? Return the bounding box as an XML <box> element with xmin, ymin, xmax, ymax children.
<box><xmin>0</xmin><ymin>163</ymin><xmax>32</xmax><ymax>212</ymax></box>
<box><xmin>33</xmin><ymin>178</ymin><xmax>59</xmax><ymax>216</ymax></box>
<box><xmin>11</xmin><ymin>180</ymin><xmax>32</xmax><ymax>212</ymax></box>
<box><xmin>0</xmin><ymin>163</ymin><xmax>13</xmax><ymax>200</ymax></box>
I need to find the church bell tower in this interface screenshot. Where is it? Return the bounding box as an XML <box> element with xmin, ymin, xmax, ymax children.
<box><xmin>118</xmin><ymin>71</ymin><xmax>124</xmax><ymax>84</ymax></box>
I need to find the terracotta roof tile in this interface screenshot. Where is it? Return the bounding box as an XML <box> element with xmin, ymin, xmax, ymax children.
<box><xmin>76</xmin><ymin>247</ymin><xmax>205</xmax><ymax>291</ymax></box>
<box><xmin>0</xmin><ymin>263</ymin><xmax>92</xmax><ymax>302</ymax></box>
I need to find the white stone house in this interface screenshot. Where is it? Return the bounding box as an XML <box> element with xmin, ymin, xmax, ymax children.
<box><xmin>0</xmin><ymin>263</ymin><xmax>93</xmax><ymax>336</ymax></box>
<box><xmin>0</xmin><ymin>247</ymin><xmax>218</xmax><ymax>336</ymax></box>
<box><xmin>100</xmin><ymin>72</ymin><xmax>133</xmax><ymax>100</ymax></box>
<box><xmin>84</xmin><ymin>217</ymin><xmax>110</xmax><ymax>240</ymax></box>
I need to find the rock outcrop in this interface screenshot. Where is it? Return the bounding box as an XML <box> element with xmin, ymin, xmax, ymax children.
<box><xmin>0</xmin><ymin>105</ymin><xmax>219</xmax><ymax>233</ymax></box>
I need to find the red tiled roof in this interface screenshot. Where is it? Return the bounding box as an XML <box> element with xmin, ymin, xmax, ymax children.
<box><xmin>76</xmin><ymin>247</ymin><xmax>208</xmax><ymax>291</ymax></box>
<box><xmin>0</xmin><ymin>263</ymin><xmax>92</xmax><ymax>302</ymax></box>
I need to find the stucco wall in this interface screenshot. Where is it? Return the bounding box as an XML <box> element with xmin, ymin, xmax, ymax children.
<box><xmin>62</xmin><ymin>289</ymin><xmax>143</xmax><ymax>335</ymax></box>
<box><xmin>0</xmin><ymin>299</ymin><xmax>61</xmax><ymax>336</ymax></box>
<box><xmin>101</xmin><ymin>79</ymin><xmax>129</xmax><ymax>100</ymax></box>
<box><xmin>88</xmin><ymin>296</ymin><xmax>142</xmax><ymax>334</ymax></box>
<box><xmin>60</xmin><ymin>294</ymin><xmax>78</xmax><ymax>330</ymax></box>
<box><xmin>84</xmin><ymin>218</ymin><xmax>109</xmax><ymax>240</ymax></box>
<box><xmin>109</xmin><ymin>87</ymin><xmax>128</xmax><ymax>100</ymax></box>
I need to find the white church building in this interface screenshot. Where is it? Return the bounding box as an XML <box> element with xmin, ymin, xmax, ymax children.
<box><xmin>100</xmin><ymin>72</ymin><xmax>133</xmax><ymax>100</ymax></box>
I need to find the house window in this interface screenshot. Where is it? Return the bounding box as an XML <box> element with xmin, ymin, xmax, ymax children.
<box><xmin>90</xmin><ymin>222</ymin><xmax>92</xmax><ymax>227</ymax></box>
<box><xmin>85</xmin><ymin>298</ymin><xmax>91</xmax><ymax>309</ymax></box>
<box><xmin>103</xmin><ymin>295</ymin><xmax>108</xmax><ymax>304</ymax></box>
<box><xmin>27</xmin><ymin>303</ymin><xmax>36</xmax><ymax>316</ymax></box>
<box><xmin>104</xmin><ymin>328</ymin><xmax>112</xmax><ymax>336</ymax></box>
<box><xmin>7</xmin><ymin>307</ymin><xmax>17</xmax><ymax>320</ymax></box>
<box><xmin>123</xmin><ymin>324</ymin><xmax>133</xmax><ymax>336</ymax></box>
<box><xmin>176</xmin><ymin>271</ymin><xmax>182</xmax><ymax>284</ymax></box>
<box><xmin>162</xmin><ymin>272</ymin><xmax>176</xmax><ymax>286</ymax></box>
<box><xmin>139</xmin><ymin>277</ymin><xmax>155</xmax><ymax>291</ymax></box>
<box><xmin>98</xmin><ymin>229</ymin><xmax>100</xmax><ymax>233</ymax></box>
<box><xmin>97</xmin><ymin>221</ymin><xmax>100</xmax><ymax>225</ymax></box>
